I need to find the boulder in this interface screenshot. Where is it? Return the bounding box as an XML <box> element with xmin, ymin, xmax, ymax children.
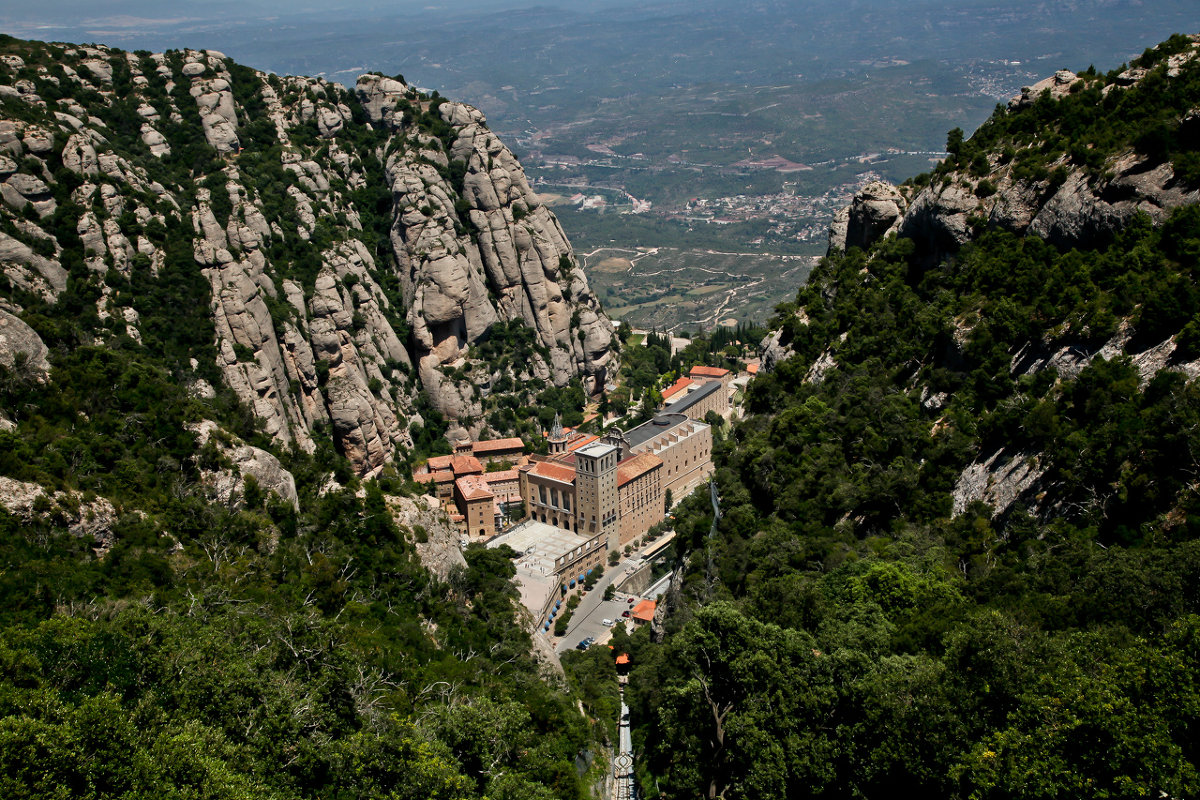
<box><xmin>191</xmin><ymin>421</ymin><xmax>300</xmax><ymax>510</ymax></box>
<box><xmin>1009</xmin><ymin>69</ymin><xmax>1078</xmax><ymax>109</ymax></box>
<box><xmin>0</xmin><ymin>309</ymin><xmax>50</xmax><ymax>377</ymax></box>
<box><xmin>81</xmin><ymin>59</ymin><xmax>114</xmax><ymax>84</ymax></box>
<box><xmin>829</xmin><ymin>180</ymin><xmax>907</xmax><ymax>253</ymax></box>
<box><xmin>316</xmin><ymin>106</ymin><xmax>344</xmax><ymax>138</ymax></box>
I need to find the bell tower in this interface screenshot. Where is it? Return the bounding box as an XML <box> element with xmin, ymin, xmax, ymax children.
<box><xmin>575</xmin><ymin>442</ymin><xmax>620</xmax><ymax>553</ymax></box>
<box><xmin>548</xmin><ymin>412</ymin><xmax>568</xmax><ymax>456</ymax></box>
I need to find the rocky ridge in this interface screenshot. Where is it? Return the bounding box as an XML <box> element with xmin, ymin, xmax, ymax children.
<box><xmin>782</xmin><ymin>36</ymin><xmax>1200</xmax><ymax>522</ymax></box>
<box><xmin>0</xmin><ymin>39</ymin><xmax>615</xmax><ymax>478</ymax></box>
<box><xmin>829</xmin><ymin>37</ymin><xmax>1200</xmax><ymax>261</ymax></box>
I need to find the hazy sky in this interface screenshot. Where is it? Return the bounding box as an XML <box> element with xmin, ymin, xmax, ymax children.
<box><xmin>0</xmin><ymin>0</ymin><xmax>617</xmax><ymax>27</ymax></box>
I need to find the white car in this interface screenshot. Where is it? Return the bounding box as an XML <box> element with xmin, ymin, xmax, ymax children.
<box><xmin>601</xmin><ymin>618</ymin><xmax>613</xmax><ymax>626</ymax></box>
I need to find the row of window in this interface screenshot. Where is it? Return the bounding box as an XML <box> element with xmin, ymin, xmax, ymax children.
<box><xmin>536</xmin><ymin>485</ymin><xmax>573</xmax><ymax>512</ymax></box>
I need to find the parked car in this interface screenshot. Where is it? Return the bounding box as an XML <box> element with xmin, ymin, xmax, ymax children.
<box><xmin>627</xmin><ymin>597</ymin><xmax>636</xmax><ymax>604</ymax></box>
<box><xmin>601</xmin><ymin>618</ymin><xmax>613</xmax><ymax>626</ymax></box>
<box><xmin>622</xmin><ymin>610</ymin><xmax>631</xmax><ymax>618</ymax></box>
<box><xmin>576</xmin><ymin>637</ymin><xmax>594</xmax><ymax>650</ymax></box>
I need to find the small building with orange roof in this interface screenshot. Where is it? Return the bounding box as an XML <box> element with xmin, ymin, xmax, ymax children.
<box><xmin>661</xmin><ymin>376</ymin><xmax>694</xmax><ymax>403</ymax></box>
<box><xmin>688</xmin><ymin>365</ymin><xmax>732</xmax><ymax>383</ymax></box>
<box><xmin>426</xmin><ymin>454</ymin><xmax>454</xmax><ymax>472</ymax></box>
<box><xmin>630</xmin><ymin>599</ymin><xmax>657</xmax><ymax>625</ymax></box>
<box><xmin>470</xmin><ymin>437</ymin><xmax>526</xmax><ymax>465</ymax></box>
<box><xmin>450</xmin><ymin>454</ymin><xmax>484</xmax><ymax>476</ymax></box>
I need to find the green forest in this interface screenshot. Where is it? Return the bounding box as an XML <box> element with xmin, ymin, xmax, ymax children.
<box><xmin>0</xmin><ymin>35</ymin><xmax>615</xmax><ymax>800</ymax></box>
<box><xmin>624</xmin><ymin>35</ymin><xmax>1200</xmax><ymax>800</ymax></box>
<box><xmin>3</xmin><ymin>24</ymin><xmax>1200</xmax><ymax>800</ymax></box>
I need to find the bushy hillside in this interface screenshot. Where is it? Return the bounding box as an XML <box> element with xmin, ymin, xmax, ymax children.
<box><xmin>629</xmin><ymin>34</ymin><xmax>1200</xmax><ymax>800</ymax></box>
<box><xmin>0</xmin><ymin>35</ymin><xmax>620</xmax><ymax>800</ymax></box>
<box><xmin>0</xmin><ymin>35</ymin><xmax>615</xmax><ymax>478</ymax></box>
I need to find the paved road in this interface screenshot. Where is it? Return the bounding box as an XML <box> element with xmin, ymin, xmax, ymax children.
<box><xmin>555</xmin><ymin>557</ymin><xmax>639</xmax><ymax>652</ymax></box>
<box><xmin>555</xmin><ymin>528</ymin><xmax>679</xmax><ymax>652</ymax></box>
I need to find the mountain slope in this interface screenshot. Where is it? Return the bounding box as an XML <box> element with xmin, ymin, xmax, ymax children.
<box><xmin>0</xmin><ymin>36</ymin><xmax>619</xmax><ymax>800</ymax></box>
<box><xmin>830</xmin><ymin>33</ymin><xmax>1200</xmax><ymax>259</ymax></box>
<box><xmin>628</xmin><ymin>33</ymin><xmax>1200</xmax><ymax>800</ymax></box>
<box><xmin>0</xmin><ymin>37</ymin><xmax>614</xmax><ymax>476</ymax></box>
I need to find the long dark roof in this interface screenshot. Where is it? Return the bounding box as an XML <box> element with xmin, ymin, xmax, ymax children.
<box><xmin>664</xmin><ymin>378</ymin><xmax>722</xmax><ymax>416</ymax></box>
<box><xmin>626</xmin><ymin>413</ymin><xmax>690</xmax><ymax>450</ymax></box>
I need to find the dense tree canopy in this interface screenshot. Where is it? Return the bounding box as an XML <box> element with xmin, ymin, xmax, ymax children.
<box><xmin>630</xmin><ymin>107</ymin><xmax>1200</xmax><ymax>799</ymax></box>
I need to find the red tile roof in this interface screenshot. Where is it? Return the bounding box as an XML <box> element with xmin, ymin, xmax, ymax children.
<box><xmin>617</xmin><ymin>452</ymin><xmax>662</xmax><ymax>487</ymax></box>
<box><xmin>472</xmin><ymin>437</ymin><xmax>525</xmax><ymax>454</ymax></box>
<box><xmin>530</xmin><ymin>461</ymin><xmax>577</xmax><ymax>484</ymax></box>
<box><xmin>451</xmin><ymin>455</ymin><xmax>484</xmax><ymax>475</ymax></box>
<box><xmin>484</xmin><ymin>469</ymin><xmax>519</xmax><ymax>485</ymax></box>
<box><xmin>746</xmin><ymin>363</ymin><xmax>760</xmax><ymax>375</ymax></box>
<box><xmin>455</xmin><ymin>475</ymin><xmax>494</xmax><ymax>502</ymax></box>
<box><xmin>615</xmin><ymin>653</ymin><xmax>630</xmax><ymax>665</ymax></box>
<box><xmin>631</xmin><ymin>599</ymin><xmax>657</xmax><ymax>622</ymax></box>
<box><xmin>689</xmin><ymin>365</ymin><xmax>730</xmax><ymax>379</ymax></box>
<box><xmin>427</xmin><ymin>455</ymin><xmax>454</xmax><ymax>471</ymax></box>
<box><xmin>661</xmin><ymin>377</ymin><xmax>693</xmax><ymax>401</ymax></box>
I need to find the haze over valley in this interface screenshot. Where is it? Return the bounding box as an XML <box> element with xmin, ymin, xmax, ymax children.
<box><xmin>4</xmin><ymin>3</ymin><xmax>1200</xmax><ymax>797</ymax></box>
<box><xmin>6</xmin><ymin>0</ymin><xmax>1197</xmax><ymax>329</ymax></box>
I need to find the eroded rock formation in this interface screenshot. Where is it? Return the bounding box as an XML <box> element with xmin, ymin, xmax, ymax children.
<box><xmin>0</xmin><ymin>45</ymin><xmax>616</xmax><ymax>477</ymax></box>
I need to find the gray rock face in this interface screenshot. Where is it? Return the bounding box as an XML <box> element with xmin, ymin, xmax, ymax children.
<box><xmin>186</xmin><ymin>52</ymin><xmax>240</xmax><ymax>153</ymax></box>
<box><xmin>805</xmin><ymin>349</ymin><xmax>838</xmax><ymax>385</ymax></box>
<box><xmin>191</xmin><ymin>421</ymin><xmax>300</xmax><ymax>510</ymax></box>
<box><xmin>0</xmin><ymin>476</ymin><xmax>118</xmax><ymax>555</ymax></box>
<box><xmin>141</xmin><ymin>124</ymin><xmax>170</xmax><ymax>157</ymax></box>
<box><xmin>1008</xmin><ymin>69</ymin><xmax>1078</xmax><ymax>109</ymax></box>
<box><xmin>893</xmin><ymin>151</ymin><xmax>1200</xmax><ymax>259</ymax></box>
<box><xmin>1</xmin><ymin>172</ymin><xmax>56</xmax><ymax>217</ymax></box>
<box><xmin>830</xmin><ymin>55</ymin><xmax>1200</xmax><ymax>260</ymax></box>
<box><xmin>827</xmin><ymin>205</ymin><xmax>850</xmax><ymax>254</ymax></box>
<box><xmin>951</xmin><ymin>449</ymin><xmax>1045</xmax><ymax>518</ymax></box>
<box><xmin>759</xmin><ymin>328</ymin><xmax>794</xmax><ymax>372</ymax></box>
<box><xmin>360</xmin><ymin>81</ymin><xmax>615</xmax><ymax>418</ymax></box>
<box><xmin>898</xmin><ymin>180</ymin><xmax>978</xmax><ymax>254</ymax></box>
<box><xmin>0</xmin><ymin>42</ymin><xmax>616</xmax><ymax>477</ymax></box>
<box><xmin>0</xmin><ymin>309</ymin><xmax>50</xmax><ymax>377</ymax></box>
<box><xmin>829</xmin><ymin>181</ymin><xmax>908</xmax><ymax>253</ymax></box>
<box><xmin>1027</xmin><ymin>154</ymin><xmax>1198</xmax><ymax>248</ymax></box>
<box><xmin>760</xmin><ymin>309</ymin><xmax>810</xmax><ymax>372</ymax></box>
<box><xmin>0</xmin><ymin>231</ymin><xmax>66</xmax><ymax>298</ymax></box>
<box><xmin>391</xmin><ymin>494</ymin><xmax>467</xmax><ymax>580</ymax></box>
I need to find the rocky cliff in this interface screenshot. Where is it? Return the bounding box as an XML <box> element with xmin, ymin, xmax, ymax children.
<box><xmin>765</xmin><ymin>33</ymin><xmax>1200</xmax><ymax>526</ymax></box>
<box><xmin>829</xmin><ymin>34</ymin><xmax>1200</xmax><ymax>261</ymax></box>
<box><xmin>0</xmin><ymin>38</ymin><xmax>615</xmax><ymax>476</ymax></box>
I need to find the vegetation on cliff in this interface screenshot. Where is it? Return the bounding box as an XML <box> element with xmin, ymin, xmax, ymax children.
<box><xmin>0</xmin><ymin>35</ymin><xmax>619</xmax><ymax>800</ymax></box>
<box><xmin>630</xmin><ymin>34</ymin><xmax>1200</xmax><ymax>800</ymax></box>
